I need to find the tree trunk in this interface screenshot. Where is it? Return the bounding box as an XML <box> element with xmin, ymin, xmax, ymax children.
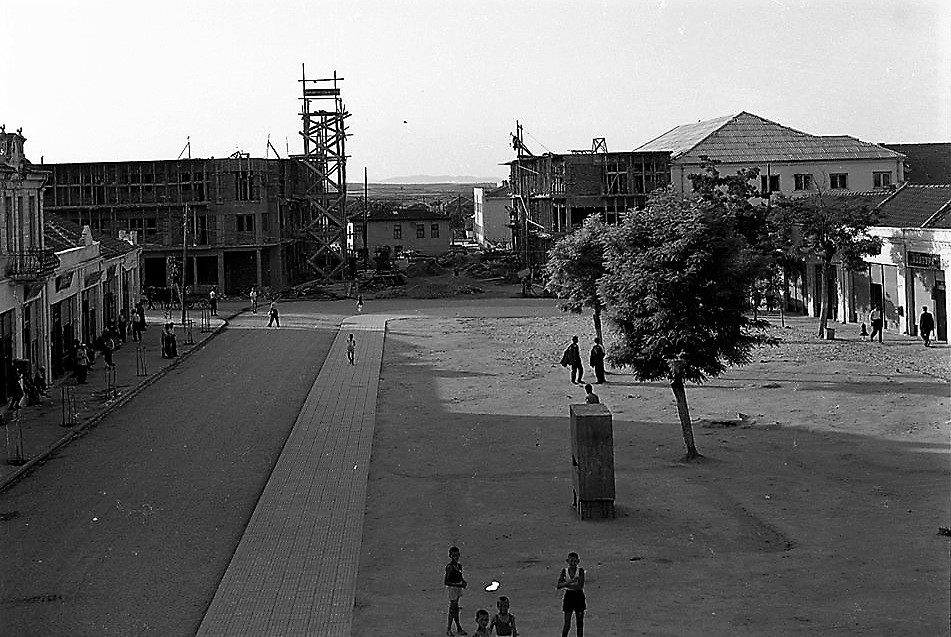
<box><xmin>593</xmin><ymin>305</ymin><xmax>603</xmax><ymax>344</ymax></box>
<box><xmin>670</xmin><ymin>374</ymin><xmax>702</xmax><ymax>460</ymax></box>
<box><xmin>817</xmin><ymin>260</ymin><xmax>830</xmax><ymax>338</ymax></box>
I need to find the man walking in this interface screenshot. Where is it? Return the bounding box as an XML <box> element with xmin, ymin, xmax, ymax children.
<box><xmin>561</xmin><ymin>336</ymin><xmax>584</xmax><ymax>384</ymax></box>
<box><xmin>868</xmin><ymin>307</ymin><xmax>884</xmax><ymax>343</ymax></box>
<box><xmin>267</xmin><ymin>301</ymin><xmax>280</xmax><ymax>328</ymax></box>
<box><xmin>918</xmin><ymin>306</ymin><xmax>935</xmax><ymax>347</ymax></box>
<box><xmin>209</xmin><ymin>287</ymin><xmax>218</xmax><ymax>316</ymax></box>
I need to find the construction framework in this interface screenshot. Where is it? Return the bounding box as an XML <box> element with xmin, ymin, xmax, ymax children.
<box><xmin>294</xmin><ymin>65</ymin><xmax>351</xmax><ymax>283</ymax></box>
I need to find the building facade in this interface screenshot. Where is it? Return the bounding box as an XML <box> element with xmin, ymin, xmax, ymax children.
<box><xmin>472</xmin><ymin>183</ymin><xmax>512</xmax><ymax>248</ymax></box>
<box><xmin>508</xmin><ymin>150</ymin><xmax>671</xmax><ymax>267</ymax></box>
<box><xmin>636</xmin><ymin>112</ymin><xmax>905</xmax><ymax>198</ymax></box>
<box><xmin>361</xmin><ymin>205</ymin><xmax>451</xmax><ymax>258</ymax></box>
<box><xmin>42</xmin><ymin>155</ymin><xmax>317</xmax><ymax>296</ymax></box>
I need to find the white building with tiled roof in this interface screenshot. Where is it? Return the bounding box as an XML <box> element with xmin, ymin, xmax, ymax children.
<box><xmin>635</xmin><ymin>112</ymin><xmax>905</xmax><ymax>197</ymax></box>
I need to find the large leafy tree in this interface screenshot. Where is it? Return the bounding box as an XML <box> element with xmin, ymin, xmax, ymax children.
<box><xmin>773</xmin><ymin>194</ymin><xmax>882</xmax><ymax>337</ymax></box>
<box><xmin>599</xmin><ymin>192</ymin><xmax>774</xmax><ymax>460</ymax></box>
<box><xmin>545</xmin><ymin>214</ymin><xmax>608</xmax><ymax>342</ymax></box>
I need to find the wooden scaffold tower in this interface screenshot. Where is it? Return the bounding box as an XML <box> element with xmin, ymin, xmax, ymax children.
<box><xmin>294</xmin><ymin>65</ymin><xmax>351</xmax><ymax>283</ymax></box>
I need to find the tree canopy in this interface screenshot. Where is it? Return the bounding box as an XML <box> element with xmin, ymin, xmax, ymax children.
<box><xmin>599</xmin><ymin>191</ymin><xmax>774</xmax><ymax>459</ymax></box>
<box><xmin>772</xmin><ymin>193</ymin><xmax>883</xmax><ymax>336</ymax></box>
<box><xmin>545</xmin><ymin>214</ymin><xmax>608</xmax><ymax>342</ymax></box>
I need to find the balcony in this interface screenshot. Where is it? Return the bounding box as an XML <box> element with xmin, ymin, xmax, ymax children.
<box><xmin>4</xmin><ymin>248</ymin><xmax>61</xmax><ymax>281</ymax></box>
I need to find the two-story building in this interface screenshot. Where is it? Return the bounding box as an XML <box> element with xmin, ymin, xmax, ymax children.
<box><xmin>361</xmin><ymin>204</ymin><xmax>451</xmax><ymax>258</ymax></box>
<box><xmin>635</xmin><ymin>111</ymin><xmax>905</xmax><ymax>197</ymax></box>
<box><xmin>41</xmin><ymin>155</ymin><xmax>317</xmax><ymax>296</ymax></box>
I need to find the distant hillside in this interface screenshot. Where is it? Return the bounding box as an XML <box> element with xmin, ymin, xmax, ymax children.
<box><xmin>375</xmin><ymin>175</ymin><xmax>503</xmax><ymax>185</ymax></box>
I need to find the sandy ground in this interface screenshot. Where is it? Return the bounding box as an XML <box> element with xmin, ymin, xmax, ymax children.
<box><xmin>353</xmin><ymin>308</ymin><xmax>950</xmax><ymax>636</ymax></box>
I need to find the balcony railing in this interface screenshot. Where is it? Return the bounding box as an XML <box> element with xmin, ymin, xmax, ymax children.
<box><xmin>4</xmin><ymin>248</ymin><xmax>61</xmax><ymax>281</ymax></box>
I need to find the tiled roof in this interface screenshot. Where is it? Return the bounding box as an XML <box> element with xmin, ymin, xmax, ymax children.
<box><xmin>873</xmin><ymin>184</ymin><xmax>951</xmax><ymax>229</ymax></box>
<box><xmin>882</xmin><ymin>143</ymin><xmax>951</xmax><ymax>185</ymax></box>
<box><xmin>366</xmin><ymin>205</ymin><xmax>450</xmax><ymax>222</ymax></box>
<box><xmin>484</xmin><ymin>183</ymin><xmax>512</xmax><ymax>197</ymax></box>
<box><xmin>635</xmin><ymin>112</ymin><xmax>903</xmax><ymax>164</ymax></box>
<box><xmin>44</xmin><ymin>213</ymin><xmax>138</xmax><ymax>256</ymax></box>
<box><xmin>45</xmin><ymin>213</ymin><xmax>87</xmax><ymax>252</ymax></box>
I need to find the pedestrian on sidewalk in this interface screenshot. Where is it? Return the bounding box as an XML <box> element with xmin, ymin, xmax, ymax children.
<box><xmin>209</xmin><ymin>287</ymin><xmax>218</xmax><ymax>316</ymax></box>
<box><xmin>356</xmin><ymin>295</ymin><xmax>364</xmax><ymax>313</ymax></box>
<box><xmin>145</xmin><ymin>286</ymin><xmax>156</xmax><ymax>310</ymax></box>
<box><xmin>250</xmin><ymin>286</ymin><xmax>259</xmax><ymax>314</ymax></box>
<box><xmin>267</xmin><ymin>301</ymin><xmax>280</xmax><ymax>327</ymax></box>
<box><xmin>868</xmin><ymin>307</ymin><xmax>884</xmax><ymax>343</ymax></box>
<box><xmin>74</xmin><ymin>342</ymin><xmax>90</xmax><ymax>384</ymax></box>
<box><xmin>919</xmin><ymin>306</ymin><xmax>935</xmax><ymax>347</ymax></box>
<box><xmin>131</xmin><ymin>305</ymin><xmax>145</xmax><ymax>342</ymax></box>
<box><xmin>161</xmin><ymin>323</ymin><xmax>178</xmax><ymax>358</ymax></box>
<box><xmin>346</xmin><ymin>334</ymin><xmax>356</xmax><ymax>365</ymax></box>
<box><xmin>589</xmin><ymin>337</ymin><xmax>606</xmax><ymax>384</ymax></box>
<box><xmin>8</xmin><ymin>369</ymin><xmax>25</xmax><ymax>411</ymax></box>
<box><xmin>445</xmin><ymin>546</ymin><xmax>468</xmax><ymax>636</ymax></box>
<box><xmin>557</xmin><ymin>551</ymin><xmax>586</xmax><ymax>637</ymax></box>
<box><xmin>560</xmin><ymin>336</ymin><xmax>584</xmax><ymax>384</ymax></box>
<box><xmin>117</xmin><ymin>311</ymin><xmax>129</xmax><ymax>344</ymax></box>
<box><xmin>584</xmin><ymin>383</ymin><xmax>600</xmax><ymax>404</ymax></box>
<box><xmin>97</xmin><ymin>328</ymin><xmax>117</xmax><ymax>369</ymax></box>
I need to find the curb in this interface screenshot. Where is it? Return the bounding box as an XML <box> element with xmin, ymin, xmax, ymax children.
<box><xmin>0</xmin><ymin>312</ymin><xmax>240</xmax><ymax>494</ymax></box>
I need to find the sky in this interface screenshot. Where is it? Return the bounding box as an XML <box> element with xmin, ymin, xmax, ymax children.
<box><xmin>2</xmin><ymin>0</ymin><xmax>949</xmax><ymax>182</ymax></box>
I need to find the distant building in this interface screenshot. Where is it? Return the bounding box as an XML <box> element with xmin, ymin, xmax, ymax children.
<box><xmin>882</xmin><ymin>143</ymin><xmax>951</xmax><ymax>185</ymax></box>
<box><xmin>635</xmin><ymin>112</ymin><xmax>905</xmax><ymax>197</ymax></box>
<box><xmin>41</xmin><ymin>156</ymin><xmax>317</xmax><ymax>295</ymax></box>
<box><xmin>362</xmin><ymin>204</ymin><xmax>451</xmax><ymax>258</ymax></box>
<box><xmin>508</xmin><ymin>150</ymin><xmax>671</xmax><ymax>267</ymax></box>
<box><xmin>473</xmin><ymin>183</ymin><xmax>511</xmax><ymax>248</ymax></box>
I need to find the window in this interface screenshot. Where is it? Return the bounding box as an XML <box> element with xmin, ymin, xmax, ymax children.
<box><xmin>873</xmin><ymin>171</ymin><xmax>892</xmax><ymax>189</ymax></box>
<box><xmin>430</xmin><ymin>223</ymin><xmax>440</xmax><ymax>238</ymax></box>
<box><xmin>830</xmin><ymin>173</ymin><xmax>848</xmax><ymax>189</ymax></box>
<box><xmin>416</xmin><ymin>223</ymin><xmax>425</xmax><ymax>239</ymax></box>
<box><xmin>794</xmin><ymin>174</ymin><xmax>813</xmax><ymax>191</ymax></box>
<box><xmin>236</xmin><ymin>214</ymin><xmax>255</xmax><ymax>232</ymax></box>
<box><xmin>606</xmin><ymin>160</ymin><xmax>628</xmax><ymax>194</ymax></box>
<box><xmin>393</xmin><ymin>224</ymin><xmax>402</xmax><ymax>239</ymax></box>
<box><xmin>760</xmin><ymin>175</ymin><xmax>781</xmax><ymax>194</ymax></box>
<box><xmin>235</xmin><ymin>171</ymin><xmax>255</xmax><ymax>201</ymax></box>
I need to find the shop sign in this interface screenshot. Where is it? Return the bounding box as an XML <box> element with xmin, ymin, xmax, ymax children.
<box><xmin>55</xmin><ymin>272</ymin><xmax>74</xmax><ymax>292</ymax></box>
<box><xmin>907</xmin><ymin>251</ymin><xmax>941</xmax><ymax>269</ymax></box>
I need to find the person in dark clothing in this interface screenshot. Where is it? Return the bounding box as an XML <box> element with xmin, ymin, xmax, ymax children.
<box><xmin>919</xmin><ymin>306</ymin><xmax>935</xmax><ymax>347</ymax></box>
<box><xmin>589</xmin><ymin>337</ymin><xmax>606</xmax><ymax>384</ymax></box>
<box><xmin>161</xmin><ymin>323</ymin><xmax>178</xmax><ymax>358</ymax></box>
<box><xmin>561</xmin><ymin>336</ymin><xmax>584</xmax><ymax>384</ymax></box>
<box><xmin>267</xmin><ymin>301</ymin><xmax>280</xmax><ymax>327</ymax></box>
<box><xmin>868</xmin><ymin>307</ymin><xmax>884</xmax><ymax>343</ymax></box>
<box><xmin>146</xmin><ymin>287</ymin><xmax>156</xmax><ymax>310</ymax></box>
<box><xmin>131</xmin><ymin>305</ymin><xmax>145</xmax><ymax>342</ymax></box>
<box><xmin>117</xmin><ymin>312</ymin><xmax>129</xmax><ymax>344</ymax></box>
<box><xmin>209</xmin><ymin>287</ymin><xmax>218</xmax><ymax>316</ymax></box>
<box><xmin>74</xmin><ymin>343</ymin><xmax>91</xmax><ymax>384</ymax></box>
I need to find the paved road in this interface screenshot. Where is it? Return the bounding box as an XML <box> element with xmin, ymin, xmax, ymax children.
<box><xmin>0</xmin><ymin>307</ymin><xmax>337</xmax><ymax>636</ymax></box>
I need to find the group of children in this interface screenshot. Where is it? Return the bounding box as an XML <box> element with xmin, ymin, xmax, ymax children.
<box><xmin>445</xmin><ymin>546</ymin><xmax>586</xmax><ymax>636</ymax></box>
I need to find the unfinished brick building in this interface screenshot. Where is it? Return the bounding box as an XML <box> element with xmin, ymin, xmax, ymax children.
<box><xmin>41</xmin><ymin>156</ymin><xmax>318</xmax><ymax>296</ymax></box>
<box><xmin>508</xmin><ymin>147</ymin><xmax>671</xmax><ymax>267</ymax></box>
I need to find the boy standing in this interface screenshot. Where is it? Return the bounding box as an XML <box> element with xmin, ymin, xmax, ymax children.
<box><xmin>490</xmin><ymin>596</ymin><xmax>518</xmax><ymax>636</ymax></box>
<box><xmin>250</xmin><ymin>286</ymin><xmax>258</xmax><ymax>313</ymax></box>
<box><xmin>557</xmin><ymin>551</ymin><xmax>586</xmax><ymax>637</ymax></box>
<box><xmin>445</xmin><ymin>546</ymin><xmax>468</xmax><ymax>636</ymax></box>
<box><xmin>584</xmin><ymin>384</ymin><xmax>600</xmax><ymax>404</ymax></box>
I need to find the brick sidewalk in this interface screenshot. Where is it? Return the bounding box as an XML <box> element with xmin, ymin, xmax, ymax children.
<box><xmin>0</xmin><ymin>303</ymin><xmax>242</xmax><ymax>492</ymax></box>
<box><xmin>196</xmin><ymin>314</ymin><xmax>391</xmax><ymax>637</ymax></box>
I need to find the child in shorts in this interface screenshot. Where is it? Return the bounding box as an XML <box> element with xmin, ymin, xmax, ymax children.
<box><xmin>445</xmin><ymin>546</ymin><xmax>468</xmax><ymax>635</ymax></box>
<box><xmin>346</xmin><ymin>334</ymin><xmax>356</xmax><ymax>365</ymax></box>
<box><xmin>557</xmin><ymin>551</ymin><xmax>586</xmax><ymax>637</ymax></box>
<box><xmin>490</xmin><ymin>595</ymin><xmax>518</xmax><ymax>636</ymax></box>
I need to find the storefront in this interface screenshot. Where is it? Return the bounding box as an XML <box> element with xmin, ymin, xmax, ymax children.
<box><xmin>906</xmin><ymin>251</ymin><xmax>947</xmax><ymax>341</ymax></box>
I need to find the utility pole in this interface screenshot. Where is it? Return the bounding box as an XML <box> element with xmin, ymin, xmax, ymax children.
<box><xmin>363</xmin><ymin>167</ymin><xmax>369</xmax><ymax>269</ymax></box>
<box><xmin>181</xmin><ymin>139</ymin><xmax>191</xmax><ymax>327</ymax></box>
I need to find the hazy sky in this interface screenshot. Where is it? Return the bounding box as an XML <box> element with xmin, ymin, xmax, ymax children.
<box><xmin>2</xmin><ymin>0</ymin><xmax>949</xmax><ymax>181</ymax></box>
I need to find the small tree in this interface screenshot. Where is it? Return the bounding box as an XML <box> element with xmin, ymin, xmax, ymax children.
<box><xmin>773</xmin><ymin>193</ymin><xmax>882</xmax><ymax>337</ymax></box>
<box><xmin>545</xmin><ymin>214</ymin><xmax>608</xmax><ymax>342</ymax></box>
<box><xmin>599</xmin><ymin>192</ymin><xmax>774</xmax><ymax>460</ymax></box>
